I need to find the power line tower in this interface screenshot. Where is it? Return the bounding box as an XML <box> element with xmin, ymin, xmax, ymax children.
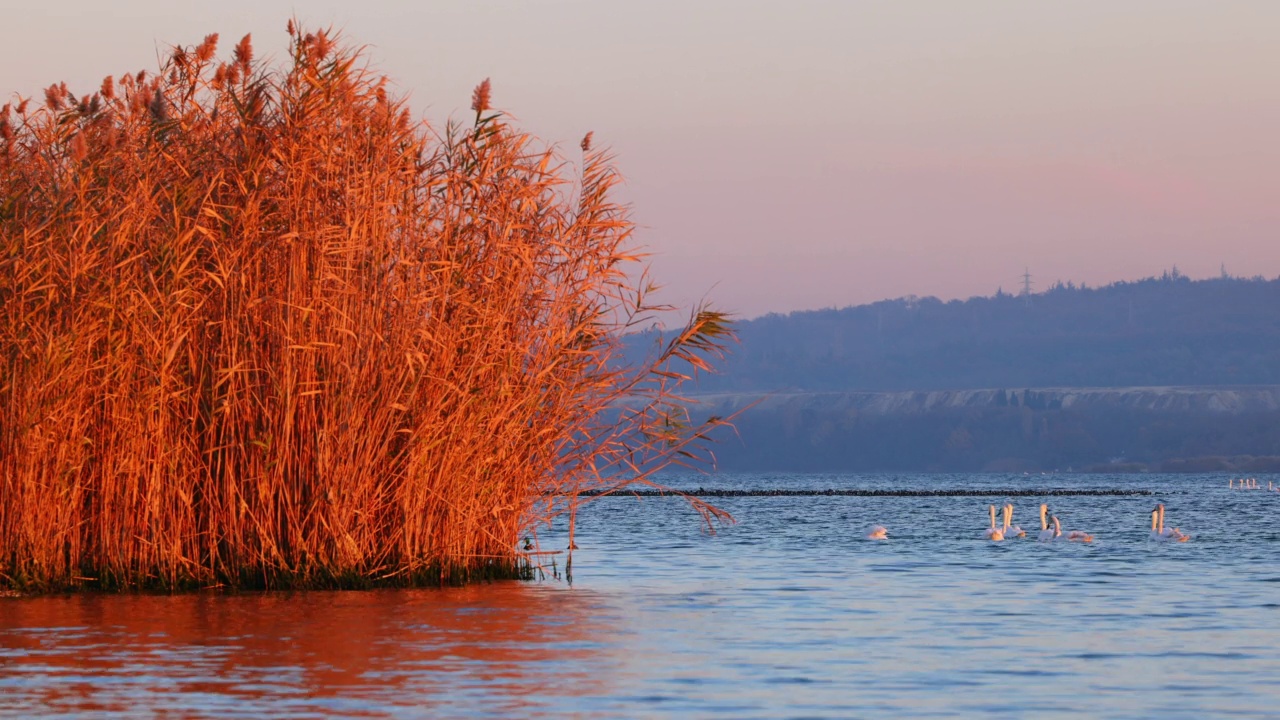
<box><xmin>1019</xmin><ymin>268</ymin><xmax>1034</xmax><ymax>306</ymax></box>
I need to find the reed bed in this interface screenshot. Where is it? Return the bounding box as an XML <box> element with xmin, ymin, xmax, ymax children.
<box><xmin>0</xmin><ymin>25</ymin><xmax>732</xmax><ymax>592</ymax></box>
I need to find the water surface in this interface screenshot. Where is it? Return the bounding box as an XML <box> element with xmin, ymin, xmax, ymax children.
<box><xmin>3</xmin><ymin>473</ymin><xmax>1279</xmax><ymax>718</ymax></box>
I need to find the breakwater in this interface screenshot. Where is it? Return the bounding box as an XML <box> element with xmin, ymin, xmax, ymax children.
<box><xmin>583</xmin><ymin>488</ymin><xmax>1154</xmax><ymax>497</ymax></box>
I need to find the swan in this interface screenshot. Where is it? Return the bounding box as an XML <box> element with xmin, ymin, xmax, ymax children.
<box><xmin>1157</xmin><ymin>504</ymin><xmax>1191</xmax><ymax>542</ymax></box>
<box><xmin>866</xmin><ymin>526</ymin><xmax>888</xmax><ymax>540</ymax></box>
<box><xmin>984</xmin><ymin>505</ymin><xmax>1005</xmax><ymax>541</ymax></box>
<box><xmin>1037</xmin><ymin>504</ymin><xmax>1055</xmax><ymax>542</ymax></box>
<box><xmin>1039</xmin><ymin>511</ymin><xmax>1090</xmax><ymax>542</ymax></box>
<box><xmin>1149</xmin><ymin>509</ymin><xmax>1163</xmax><ymax>541</ymax></box>
<box><xmin>1060</xmin><ymin>513</ymin><xmax>1093</xmax><ymax>542</ymax></box>
<box><xmin>1041</xmin><ymin>515</ymin><xmax>1091</xmax><ymax>542</ymax></box>
<box><xmin>1003</xmin><ymin>504</ymin><xmax>1026</xmax><ymax>538</ymax></box>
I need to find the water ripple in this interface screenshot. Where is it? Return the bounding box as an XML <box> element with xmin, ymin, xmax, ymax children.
<box><xmin>2</xmin><ymin>472</ymin><xmax>1279</xmax><ymax>718</ymax></box>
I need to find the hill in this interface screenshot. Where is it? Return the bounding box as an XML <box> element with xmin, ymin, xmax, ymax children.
<box><xmin>692</xmin><ymin>386</ymin><xmax>1280</xmax><ymax>472</ymax></box>
<box><xmin>623</xmin><ymin>272</ymin><xmax>1280</xmax><ymax>471</ymax></box>
<box><xmin>639</xmin><ymin>271</ymin><xmax>1280</xmax><ymax>393</ymax></box>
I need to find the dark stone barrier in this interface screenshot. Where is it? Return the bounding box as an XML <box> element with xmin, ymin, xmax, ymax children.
<box><xmin>578</xmin><ymin>488</ymin><xmax>1154</xmax><ymax>497</ymax></box>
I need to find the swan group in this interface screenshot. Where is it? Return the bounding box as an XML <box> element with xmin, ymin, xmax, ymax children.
<box><xmin>865</xmin><ymin>500</ymin><xmax>1194</xmax><ymax>544</ymax></box>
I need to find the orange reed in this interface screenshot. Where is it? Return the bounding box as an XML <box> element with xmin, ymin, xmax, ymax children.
<box><xmin>0</xmin><ymin>24</ymin><xmax>733</xmax><ymax>592</ymax></box>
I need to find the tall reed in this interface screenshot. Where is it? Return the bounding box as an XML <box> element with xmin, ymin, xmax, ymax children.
<box><xmin>0</xmin><ymin>25</ymin><xmax>732</xmax><ymax>592</ymax></box>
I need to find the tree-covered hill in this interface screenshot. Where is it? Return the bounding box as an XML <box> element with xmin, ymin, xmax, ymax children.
<box><xmin>642</xmin><ymin>271</ymin><xmax>1280</xmax><ymax>392</ymax></box>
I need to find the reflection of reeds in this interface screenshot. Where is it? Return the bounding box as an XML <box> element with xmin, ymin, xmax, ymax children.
<box><xmin>0</xmin><ymin>26</ymin><xmax>732</xmax><ymax>592</ymax></box>
<box><xmin>0</xmin><ymin>586</ymin><xmax>620</xmax><ymax>713</ymax></box>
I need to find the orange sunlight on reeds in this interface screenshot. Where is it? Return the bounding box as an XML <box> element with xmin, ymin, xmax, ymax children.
<box><xmin>0</xmin><ymin>23</ymin><xmax>733</xmax><ymax>592</ymax></box>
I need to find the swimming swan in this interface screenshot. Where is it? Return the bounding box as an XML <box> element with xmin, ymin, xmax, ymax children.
<box><xmin>866</xmin><ymin>526</ymin><xmax>888</xmax><ymax>540</ymax></box>
<box><xmin>1042</xmin><ymin>515</ymin><xmax>1090</xmax><ymax>543</ymax></box>
<box><xmin>1037</xmin><ymin>504</ymin><xmax>1055</xmax><ymax>543</ymax></box>
<box><xmin>985</xmin><ymin>505</ymin><xmax>1005</xmax><ymax>541</ymax></box>
<box><xmin>1058</xmin><ymin>513</ymin><xmax>1093</xmax><ymax>542</ymax></box>
<box><xmin>1156</xmin><ymin>504</ymin><xmax>1191</xmax><ymax>542</ymax></box>
<box><xmin>1003</xmin><ymin>504</ymin><xmax>1026</xmax><ymax>538</ymax></box>
<box><xmin>1066</xmin><ymin>527</ymin><xmax>1094</xmax><ymax>543</ymax></box>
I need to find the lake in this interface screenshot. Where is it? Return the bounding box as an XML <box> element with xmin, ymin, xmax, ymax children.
<box><xmin>3</xmin><ymin>473</ymin><xmax>1279</xmax><ymax>718</ymax></box>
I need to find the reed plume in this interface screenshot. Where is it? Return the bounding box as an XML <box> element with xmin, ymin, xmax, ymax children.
<box><xmin>0</xmin><ymin>24</ymin><xmax>733</xmax><ymax>592</ymax></box>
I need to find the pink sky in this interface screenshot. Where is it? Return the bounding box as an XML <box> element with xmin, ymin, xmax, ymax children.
<box><xmin>4</xmin><ymin>1</ymin><xmax>1277</xmax><ymax>317</ymax></box>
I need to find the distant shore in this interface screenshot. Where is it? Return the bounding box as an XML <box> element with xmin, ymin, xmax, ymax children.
<box><xmin>684</xmin><ymin>385</ymin><xmax>1280</xmax><ymax>473</ymax></box>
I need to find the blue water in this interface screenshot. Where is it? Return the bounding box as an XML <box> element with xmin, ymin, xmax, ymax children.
<box><xmin>3</xmin><ymin>473</ymin><xmax>1279</xmax><ymax>718</ymax></box>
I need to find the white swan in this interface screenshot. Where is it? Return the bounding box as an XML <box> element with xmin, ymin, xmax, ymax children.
<box><xmin>1149</xmin><ymin>508</ymin><xmax>1163</xmax><ymax>541</ymax></box>
<box><xmin>1003</xmin><ymin>504</ymin><xmax>1026</xmax><ymax>538</ymax></box>
<box><xmin>1037</xmin><ymin>504</ymin><xmax>1055</xmax><ymax>542</ymax></box>
<box><xmin>1157</xmin><ymin>504</ymin><xmax>1191</xmax><ymax>542</ymax></box>
<box><xmin>984</xmin><ymin>505</ymin><xmax>1005</xmax><ymax>541</ymax></box>
<box><xmin>1040</xmin><ymin>515</ymin><xmax>1090</xmax><ymax>542</ymax></box>
<box><xmin>866</xmin><ymin>526</ymin><xmax>888</xmax><ymax>540</ymax></box>
<box><xmin>1065</xmin><ymin>522</ymin><xmax>1093</xmax><ymax>543</ymax></box>
<box><xmin>1043</xmin><ymin>511</ymin><xmax>1091</xmax><ymax>542</ymax></box>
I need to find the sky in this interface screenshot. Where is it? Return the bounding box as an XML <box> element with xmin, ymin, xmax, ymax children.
<box><xmin>2</xmin><ymin>1</ymin><xmax>1278</xmax><ymax>318</ymax></box>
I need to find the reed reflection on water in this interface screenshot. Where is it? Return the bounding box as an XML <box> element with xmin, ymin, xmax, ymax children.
<box><xmin>0</xmin><ymin>585</ymin><xmax>622</xmax><ymax>717</ymax></box>
<box><xmin>3</xmin><ymin>473</ymin><xmax>1280</xmax><ymax>718</ymax></box>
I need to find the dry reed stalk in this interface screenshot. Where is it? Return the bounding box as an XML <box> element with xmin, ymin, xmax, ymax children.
<box><xmin>0</xmin><ymin>24</ymin><xmax>734</xmax><ymax>592</ymax></box>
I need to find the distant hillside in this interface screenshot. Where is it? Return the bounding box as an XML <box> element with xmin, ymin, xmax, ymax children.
<box><xmin>631</xmin><ymin>272</ymin><xmax>1280</xmax><ymax>393</ymax></box>
<box><xmin>690</xmin><ymin>386</ymin><xmax>1280</xmax><ymax>472</ymax></box>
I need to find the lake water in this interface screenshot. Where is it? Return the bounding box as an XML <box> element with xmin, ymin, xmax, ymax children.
<box><xmin>3</xmin><ymin>473</ymin><xmax>1279</xmax><ymax>718</ymax></box>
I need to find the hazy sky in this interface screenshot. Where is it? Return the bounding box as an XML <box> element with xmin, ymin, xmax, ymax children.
<box><xmin>3</xmin><ymin>1</ymin><xmax>1278</xmax><ymax>317</ymax></box>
